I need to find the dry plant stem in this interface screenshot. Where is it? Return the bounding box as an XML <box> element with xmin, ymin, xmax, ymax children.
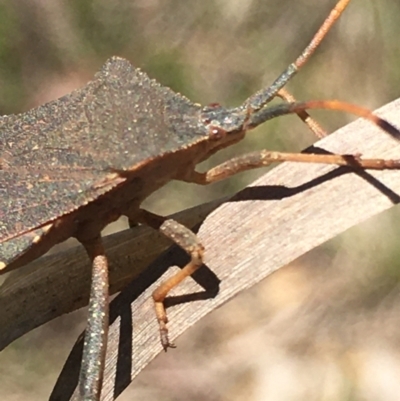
<box><xmin>53</xmin><ymin>99</ymin><xmax>400</xmax><ymax>401</ymax></box>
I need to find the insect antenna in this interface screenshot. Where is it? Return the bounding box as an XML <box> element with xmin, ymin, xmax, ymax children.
<box><xmin>246</xmin><ymin>100</ymin><xmax>400</xmax><ymax>143</ymax></box>
<box><xmin>241</xmin><ymin>0</ymin><xmax>351</xmax><ymax>113</ymax></box>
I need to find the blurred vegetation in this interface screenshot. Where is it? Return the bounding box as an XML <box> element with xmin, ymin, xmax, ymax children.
<box><xmin>1</xmin><ymin>0</ymin><xmax>400</xmax><ymax>400</ymax></box>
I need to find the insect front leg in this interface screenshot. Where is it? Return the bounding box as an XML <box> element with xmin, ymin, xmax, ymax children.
<box><xmin>277</xmin><ymin>88</ymin><xmax>327</xmax><ymax>139</ymax></box>
<box><xmin>135</xmin><ymin>209</ymin><xmax>204</xmax><ymax>350</ymax></box>
<box><xmin>184</xmin><ymin>151</ymin><xmax>400</xmax><ymax>186</ymax></box>
<box><xmin>78</xmin><ymin>236</ymin><xmax>109</xmax><ymax>401</ymax></box>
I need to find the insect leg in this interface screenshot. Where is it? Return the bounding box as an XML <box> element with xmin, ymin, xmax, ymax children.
<box><xmin>185</xmin><ymin>150</ymin><xmax>400</xmax><ymax>186</ymax></box>
<box><xmin>136</xmin><ymin>209</ymin><xmax>204</xmax><ymax>350</ymax></box>
<box><xmin>78</xmin><ymin>237</ymin><xmax>109</xmax><ymax>401</ymax></box>
<box><xmin>277</xmin><ymin>88</ymin><xmax>328</xmax><ymax>138</ymax></box>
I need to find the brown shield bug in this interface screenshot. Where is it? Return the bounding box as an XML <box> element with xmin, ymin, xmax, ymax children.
<box><xmin>1</xmin><ymin>0</ymin><xmax>399</xmax><ymax>399</ymax></box>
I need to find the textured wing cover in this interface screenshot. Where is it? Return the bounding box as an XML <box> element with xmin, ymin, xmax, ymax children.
<box><xmin>0</xmin><ymin>57</ymin><xmax>202</xmax><ymax>247</ymax></box>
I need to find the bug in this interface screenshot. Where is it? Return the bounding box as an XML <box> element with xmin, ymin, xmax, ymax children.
<box><xmin>1</xmin><ymin>0</ymin><xmax>400</xmax><ymax>399</ymax></box>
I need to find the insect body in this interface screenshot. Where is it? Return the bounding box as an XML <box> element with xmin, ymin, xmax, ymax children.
<box><xmin>1</xmin><ymin>0</ymin><xmax>400</xmax><ymax>400</ymax></box>
<box><xmin>0</xmin><ymin>60</ymin><xmax>205</xmax><ymax>269</ymax></box>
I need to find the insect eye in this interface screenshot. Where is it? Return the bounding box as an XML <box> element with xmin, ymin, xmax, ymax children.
<box><xmin>208</xmin><ymin>125</ymin><xmax>226</xmax><ymax>140</ymax></box>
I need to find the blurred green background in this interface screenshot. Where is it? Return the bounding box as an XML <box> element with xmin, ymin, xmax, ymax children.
<box><xmin>1</xmin><ymin>0</ymin><xmax>400</xmax><ymax>400</ymax></box>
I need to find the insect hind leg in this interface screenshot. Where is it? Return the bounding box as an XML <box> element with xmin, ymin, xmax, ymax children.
<box><xmin>78</xmin><ymin>237</ymin><xmax>109</xmax><ymax>401</ymax></box>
